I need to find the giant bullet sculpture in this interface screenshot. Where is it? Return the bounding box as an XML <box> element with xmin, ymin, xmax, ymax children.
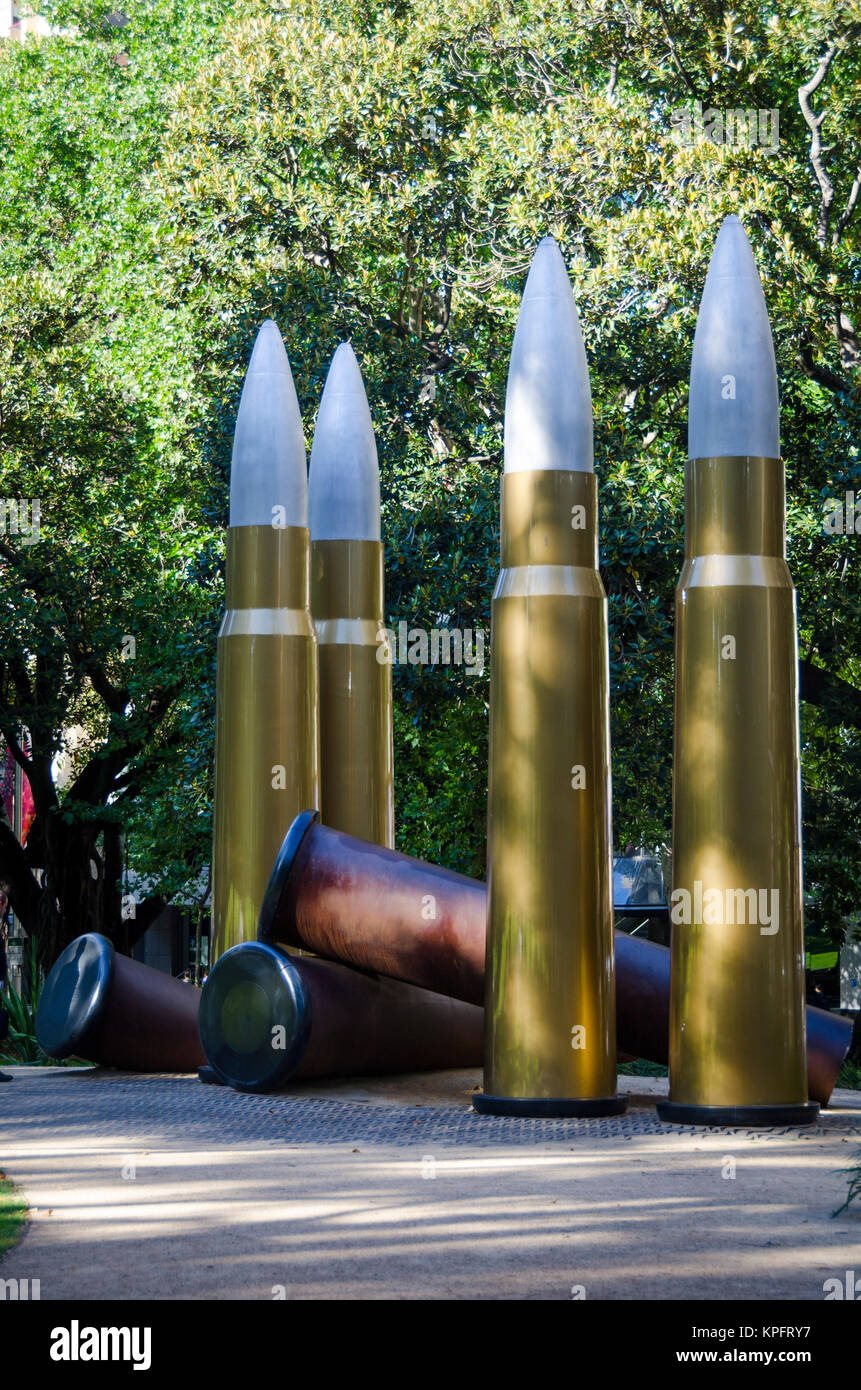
<box><xmin>309</xmin><ymin>344</ymin><xmax>394</xmax><ymax>845</ymax></box>
<box><xmin>198</xmin><ymin>941</ymin><xmax>482</xmax><ymax>1091</ymax></box>
<box><xmin>212</xmin><ymin>321</ymin><xmax>320</xmax><ymax>960</ymax></box>
<box><xmin>36</xmin><ymin>934</ymin><xmax>205</xmax><ymax>1072</ymax></box>
<box><xmin>478</xmin><ymin>238</ymin><xmax>623</xmax><ymax>1117</ymax></box>
<box><xmin>260</xmin><ymin>813</ymin><xmax>853</xmax><ymax>1105</ymax></box>
<box><xmin>657</xmin><ymin>216</ymin><xmax>817</xmax><ymax>1126</ymax></box>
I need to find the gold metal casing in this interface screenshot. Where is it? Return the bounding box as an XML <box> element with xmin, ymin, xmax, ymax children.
<box><xmin>669</xmin><ymin>456</ymin><xmax>808</xmax><ymax>1108</ymax></box>
<box><xmin>482</xmin><ymin>470</ymin><xmax>619</xmax><ymax>1110</ymax></box>
<box><xmin>212</xmin><ymin>525</ymin><xmax>320</xmax><ymax>960</ymax></box>
<box><xmin>311</xmin><ymin>538</ymin><xmax>394</xmax><ymax>847</ymax></box>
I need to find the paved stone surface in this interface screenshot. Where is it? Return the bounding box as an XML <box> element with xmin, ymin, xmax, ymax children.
<box><xmin>1</xmin><ymin>1067</ymin><xmax>859</xmax><ymax>1300</ymax></box>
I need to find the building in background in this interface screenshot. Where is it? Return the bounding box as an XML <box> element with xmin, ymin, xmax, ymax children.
<box><xmin>0</xmin><ymin>742</ymin><xmax>35</xmax><ymax>992</ymax></box>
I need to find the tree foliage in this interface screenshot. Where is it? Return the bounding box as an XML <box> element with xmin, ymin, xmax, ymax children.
<box><xmin>0</xmin><ymin>0</ymin><xmax>232</xmax><ymax>966</ymax></box>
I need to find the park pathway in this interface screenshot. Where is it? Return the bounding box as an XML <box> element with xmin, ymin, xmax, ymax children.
<box><xmin>0</xmin><ymin>1067</ymin><xmax>859</xmax><ymax>1299</ymax></box>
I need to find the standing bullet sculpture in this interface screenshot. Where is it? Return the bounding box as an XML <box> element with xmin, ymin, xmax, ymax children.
<box><xmin>476</xmin><ymin>238</ymin><xmax>623</xmax><ymax>1117</ymax></box>
<box><xmin>309</xmin><ymin>344</ymin><xmax>394</xmax><ymax>845</ymax></box>
<box><xmin>658</xmin><ymin>217</ymin><xmax>817</xmax><ymax>1126</ymax></box>
<box><xmin>212</xmin><ymin>320</ymin><xmax>320</xmax><ymax>961</ymax></box>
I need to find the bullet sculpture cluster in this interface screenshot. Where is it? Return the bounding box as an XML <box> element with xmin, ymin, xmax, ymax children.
<box><xmin>36</xmin><ymin>216</ymin><xmax>855</xmax><ymax>1123</ymax></box>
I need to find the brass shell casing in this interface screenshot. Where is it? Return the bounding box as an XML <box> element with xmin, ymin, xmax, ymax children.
<box><xmin>481</xmin><ymin>470</ymin><xmax>621</xmax><ymax>1115</ymax></box>
<box><xmin>667</xmin><ymin>456</ymin><xmax>810</xmax><ymax>1117</ymax></box>
<box><xmin>311</xmin><ymin>538</ymin><xmax>394</xmax><ymax>847</ymax></box>
<box><xmin>212</xmin><ymin>525</ymin><xmax>320</xmax><ymax>960</ymax></box>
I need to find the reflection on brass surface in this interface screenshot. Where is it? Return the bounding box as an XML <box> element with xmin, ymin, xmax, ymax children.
<box><xmin>212</xmin><ymin>525</ymin><xmax>320</xmax><ymax>960</ymax></box>
<box><xmin>670</xmin><ymin>456</ymin><xmax>807</xmax><ymax>1106</ymax></box>
<box><xmin>485</xmin><ymin>470</ymin><xmax>617</xmax><ymax>1100</ymax></box>
<box><xmin>312</xmin><ymin>538</ymin><xmax>394</xmax><ymax>848</ymax></box>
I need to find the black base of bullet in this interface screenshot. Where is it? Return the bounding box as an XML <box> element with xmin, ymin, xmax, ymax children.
<box><xmin>197</xmin><ymin>1065</ymin><xmax>225</xmax><ymax>1087</ymax></box>
<box><xmin>657</xmin><ymin>1100</ymin><xmax>819</xmax><ymax>1128</ymax></box>
<box><xmin>473</xmin><ymin>1093</ymin><xmax>627</xmax><ymax>1118</ymax></box>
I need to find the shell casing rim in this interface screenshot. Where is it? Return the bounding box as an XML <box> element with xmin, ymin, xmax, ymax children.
<box><xmin>219</xmin><ymin>608</ymin><xmax>317</xmax><ymax>638</ymax></box>
<box><xmin>314</xmin><ymin>617</ymin><xmax>382</xmax><ymax>647</ymax></box>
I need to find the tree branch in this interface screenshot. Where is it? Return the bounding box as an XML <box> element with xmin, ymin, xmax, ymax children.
<box><xmin>798</xmin><ymin>42</ymin><xmax>838</xmax><ymax>246</ymax></box>
<box><xmin>796</xmin><ymin>343</ymin><xmax>852</xmax><ymax>396</ymax></box>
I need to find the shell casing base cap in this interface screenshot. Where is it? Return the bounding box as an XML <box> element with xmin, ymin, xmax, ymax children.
<box><xmin>35</xmin><ymin>932</ymin><xmax>114</xmax><ymax>1060</ymax></box>
<box><xmin>198</xmin><ymin>941</ymin><xmax>311</xmax><ymax>1092</ymax></box>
